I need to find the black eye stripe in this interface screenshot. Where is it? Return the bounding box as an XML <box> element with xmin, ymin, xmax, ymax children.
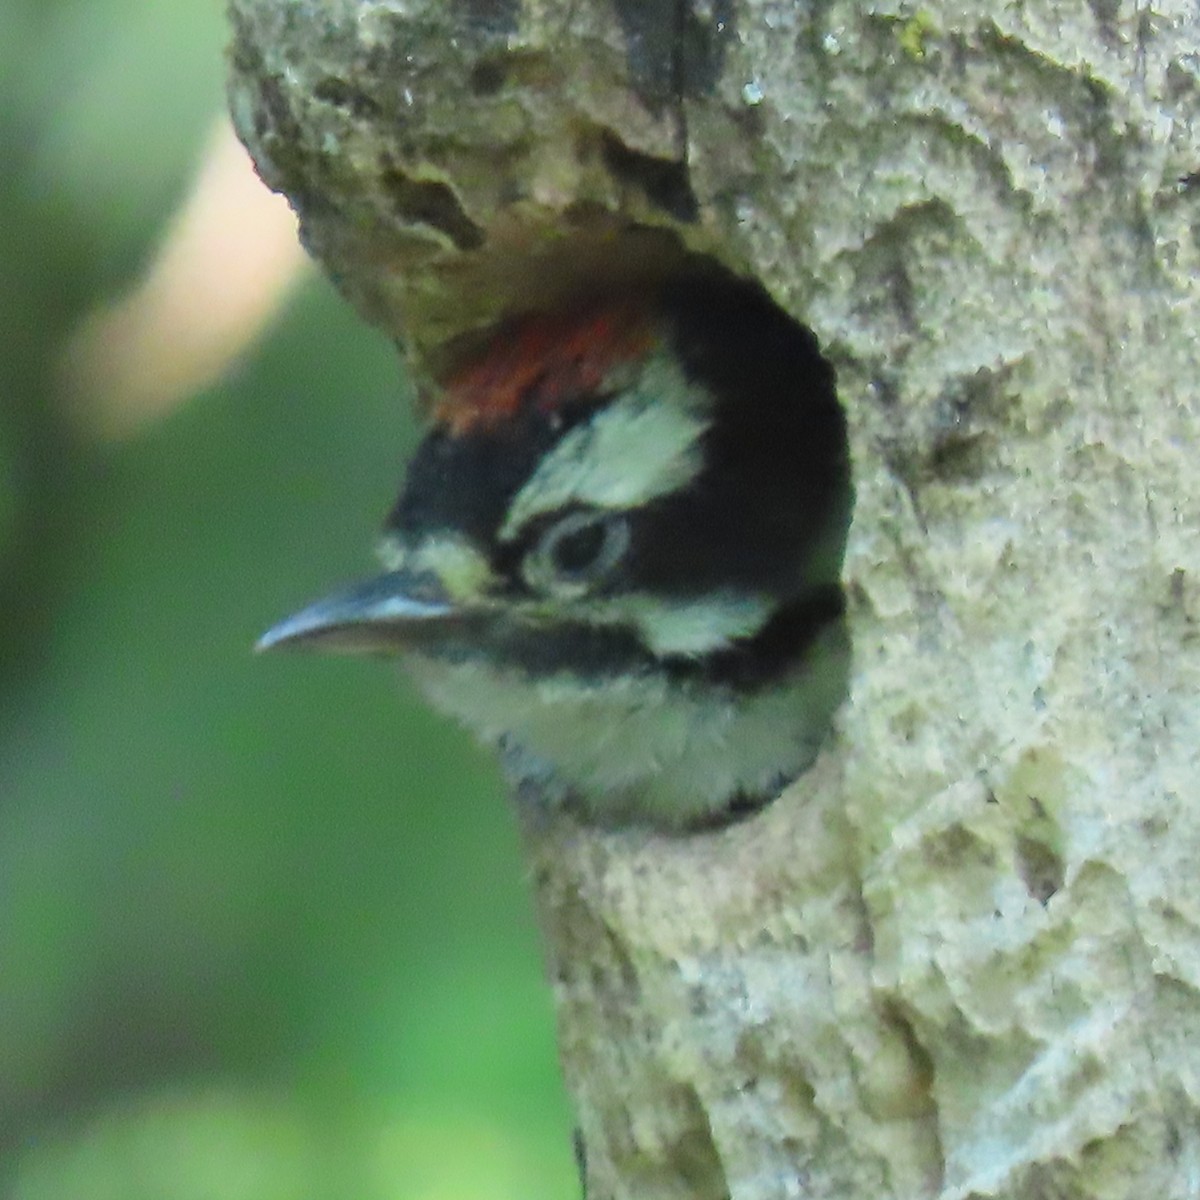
<box><xmin>436</xmin><ymin>586</ymin><xmax>845</xmax><ymax>691</ymax></box>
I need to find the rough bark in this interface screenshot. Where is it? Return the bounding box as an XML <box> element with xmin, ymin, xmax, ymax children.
<box><xmin>227</xmin><ymin>3</ymin><xmax>1200</xmax><ymax>1197</ymax></box>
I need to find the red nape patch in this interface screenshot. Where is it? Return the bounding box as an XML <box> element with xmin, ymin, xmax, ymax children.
<box><xmin>432</xmin><ymin>302</ymin><xmax>657</xmax><ymax>434</ymax></box>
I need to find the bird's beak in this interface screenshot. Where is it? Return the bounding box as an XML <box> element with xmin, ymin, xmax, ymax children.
<box><xmin>256</xmin><ymin>569</ymin><xmax>467</xmax><ymax>656</ymax></box>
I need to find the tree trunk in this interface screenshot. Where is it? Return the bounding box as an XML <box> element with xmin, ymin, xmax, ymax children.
<box><xmin>227</xmin><ymin>2</ymin><xmax>1200</xmax><ymax>1196</ymax></box>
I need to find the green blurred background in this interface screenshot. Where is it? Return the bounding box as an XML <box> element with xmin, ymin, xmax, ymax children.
<box><xmin>0</xmin><ymin>2</ymin><xmax>573</xmax><ymax>1196</ymax></box>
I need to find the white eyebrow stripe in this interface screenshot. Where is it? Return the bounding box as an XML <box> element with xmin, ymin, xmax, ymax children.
<box><xmin>500</xmin><ymin>354</ymin><xmax>711</xmax><ymax>539</ymax></box>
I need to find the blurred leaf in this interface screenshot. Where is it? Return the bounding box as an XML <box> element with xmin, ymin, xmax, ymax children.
<box><xmin>1</xmin><ymin>3</ymin><xmax>574</xmax><ymax>1193</ymax></box>
<box><xmin>0</xmin><ymin>415</ymin><xmax>15</xmax><ymax>563</ymax></box>
<box><xmin>11</xmin><ymin>1087</ymin><xmax>333</xmax><ymax>1200</ymax></box>
<box><xmin>28</xmin><ymin>1</ymin><xmax>229</xmax><ymax>244</ymax></box>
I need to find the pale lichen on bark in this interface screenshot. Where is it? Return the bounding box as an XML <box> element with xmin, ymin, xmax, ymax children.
<box><xmin>228</xmin><ymin>2</ymin><xmax>1200</xmax><ymax>1197</ymax></box>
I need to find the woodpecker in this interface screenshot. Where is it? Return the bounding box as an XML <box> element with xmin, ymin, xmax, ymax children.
<box><xmin>259</xmin><ymin>273</ymin><xmax>852</xmax><ymax>829</ymax></box>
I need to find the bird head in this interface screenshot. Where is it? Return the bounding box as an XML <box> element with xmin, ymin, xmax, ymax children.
<box><xmin>260</xmin><ymin>274</ymin><xmax>852</xmax><ymax>828</ymax></box>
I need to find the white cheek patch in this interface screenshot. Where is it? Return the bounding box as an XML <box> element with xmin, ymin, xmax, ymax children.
<box><xmin>587</xmin><ymin>592</ymin><xmax>772</xmax><ymax>656</ymax></box>
<box><xmin>500</xmin><ymin>353</ymin><xmax>711</xmax><ymax>540</ymax></box>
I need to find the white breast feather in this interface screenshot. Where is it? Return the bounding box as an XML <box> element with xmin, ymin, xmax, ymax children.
<box><xmin>403</xmin><ymin>618</ymin><xmax>849</xmax><ymax>826</ymax></box>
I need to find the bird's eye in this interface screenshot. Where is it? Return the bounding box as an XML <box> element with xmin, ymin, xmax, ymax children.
<box><xmin>523</xmin><ymin>510</ymin><xmax>630</xmax><ymax>596</ymax></box>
